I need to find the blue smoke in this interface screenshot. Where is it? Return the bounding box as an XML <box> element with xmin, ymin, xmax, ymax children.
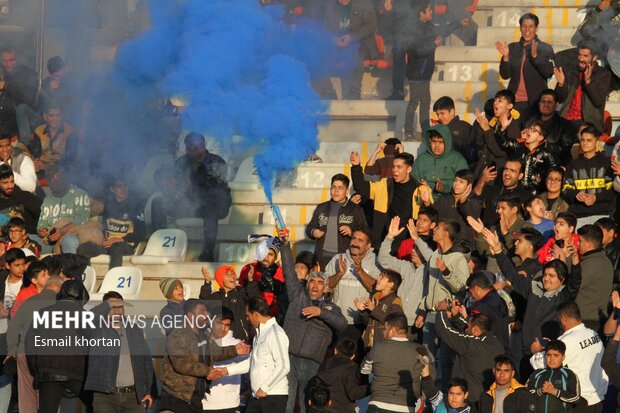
<box><xmin>106</xmin><ymin>0</ymin><xmax>349</xmax><ymax>202</ymax></box>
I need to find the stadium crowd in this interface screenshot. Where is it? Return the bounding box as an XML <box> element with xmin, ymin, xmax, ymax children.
<box><xmin>1</xmin><ymin>0</ymin><xmax>620</xmax><ymax>412</ymax></box>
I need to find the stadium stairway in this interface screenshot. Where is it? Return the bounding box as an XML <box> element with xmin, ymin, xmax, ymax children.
<box><xmin>85</xmin><ymin>0</ymin><xmax>620</xmax><ymax>301</ymax></box>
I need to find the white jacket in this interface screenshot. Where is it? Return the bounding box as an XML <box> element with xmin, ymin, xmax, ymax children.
<box><xmin>227</xmin><ymin>317</ymin><xmax>290</xmax><ymax>396</ymax></box>
<box><xmin>530</xmin><ymin>323</ymin><xmax>608</xmax><ymax>405</ymax></box>
<box><xmin>202</xmin><ymin>331</ymin><xmax>248</xmax><ymax>410</ymax></box>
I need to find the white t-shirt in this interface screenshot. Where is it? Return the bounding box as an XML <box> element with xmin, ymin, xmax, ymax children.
<box><xmin>0</xmin><ymin>278</ymin><xmax>22</xmax><ymax>334</ymax></box>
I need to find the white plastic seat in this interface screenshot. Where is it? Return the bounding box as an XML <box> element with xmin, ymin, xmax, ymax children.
<box><xmin>89</xmin><ymin>267</ymin><xmax>143</xmax><ymax>301</ymax></box>
<box><xmin>81</xmin><ymin>266</ymin><xmax>97</xmax><ymax>293</ymax></box>
<box><xmin>130</xmin><ymin>229</ymin><xmax>187</xmax><ymax>265</ymax></box>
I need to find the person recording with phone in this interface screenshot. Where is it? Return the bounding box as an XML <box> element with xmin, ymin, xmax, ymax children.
<box><xmin>479</xmin><ymin>222</ymin><xmax>582</xmax><ymax>379</ymax></box>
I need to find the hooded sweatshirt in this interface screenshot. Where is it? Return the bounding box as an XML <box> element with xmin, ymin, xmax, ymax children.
<box><xmin>325</xmin><ymin>249</ymin><xmax>382</xmax><ymax>325</ymax></box>
<box><xmin>413</xmin><ymin>124</ymin><xmax>469</xmax><ymax>197</ymax></box>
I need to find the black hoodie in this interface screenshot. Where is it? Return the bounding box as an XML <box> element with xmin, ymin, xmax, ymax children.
<box><xmin>313</xmin><ymin>354</ymin><xmax>368</xmax><ymax>413</ymax></box>
<box><xmin>0</xmin><ymin>186</ymin><xmax>42</xmax><ymax>234</ymax></box>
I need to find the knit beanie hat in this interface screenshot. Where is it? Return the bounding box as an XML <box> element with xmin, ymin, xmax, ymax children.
<box><xmin>214</xmin><ymin>265</ymin><xmax>236</xmax><ymax>288</ymax></box>
<box><xmin>159</xmin><ymin>278</ymin><xmax>182</xmax><ymax>299</ymax></box>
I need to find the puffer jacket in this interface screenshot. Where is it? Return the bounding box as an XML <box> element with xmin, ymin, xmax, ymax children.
<box><xmin>281</xmin><ymin>243</ymin><xmax>347</xmax><ymax>363</ymax></box>
<box><xmin>161</xmin><ymin>327</ymin><xmax>238</xmax><ymax>403</ymax></box>
<box><xmin>479</xmin><ymin>378</ymin><xmax>532</xmax><ymax>413</ymax></box>
<box><xmin>413</xmin><ymin>124</ymin><xmax>469</xmax><ymax>197</ymax></box>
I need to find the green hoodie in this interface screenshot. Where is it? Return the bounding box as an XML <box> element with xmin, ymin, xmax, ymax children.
<box><xmin>413</xmin><ymin>124</ymin><xmax>468</xmax><ymax>197</ymax></box>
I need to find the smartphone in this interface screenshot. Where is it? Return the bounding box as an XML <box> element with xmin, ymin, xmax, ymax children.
<box><xmin>555</xmin><ymin>239</ymin><xmax>565</xmax><ymax>248</ymax></box>
<box><xmin>486</xmin><ymin>161</ymin><xmax>496</xmax><ymax>170</ymax></box>
<box><xmin>538</xmin><ymin>337</ymin><xmax>550</xmax><ymax>347</ymax></box>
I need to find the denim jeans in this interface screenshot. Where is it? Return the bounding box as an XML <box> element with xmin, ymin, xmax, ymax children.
<box><xmin>286</xmin><ymin>355</ymin><xmax>320</xmax><ymax>413</ymax></box>
<box><xmin>15</xmin><ymin>103</ymin><xmax>44</xmax><ymax>147</ymax></box>
<box><xmin>423</xmin><ymin>312</ymin><xmax>455</xmax><ymax>390</ymax></box>
<box><xmin>60</xmin><ymin>233</ymin><xmax>80</xmax><ymax>254</ymax></box>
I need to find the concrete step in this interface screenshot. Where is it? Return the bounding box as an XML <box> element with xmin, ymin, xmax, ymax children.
<box><xmin>487</xmin><ymin>7</ymin><xmax>586</xmax><ymax>28</ymax></box>
<box><xmin>477</xmin><ymin>26</ymin><xmax>577</xmax><ymax>46</ymax></box>
<box><xmin>314</xmin><ymin>141</ymin><xmax>421</xmax><ymax>164</ymax></box>
<box><xmin>478</xmin><ymin>0</ymin><xmax>590</xmax><ymax>7</ymax></box>
<box><xmin>435</xmin><ymin>45</ymin><xmax>571</xmax><ymax>63</ymax></box>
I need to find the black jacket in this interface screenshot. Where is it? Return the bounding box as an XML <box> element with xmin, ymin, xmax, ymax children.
<box><xmin>604</xmin><ymin>238</ymin><xmax>620</xmax><ymax>288</ymax></box>
<box><xmin>314</xmin><ymin>354</ymin><xmax>368</xmax><ymax>413</ymax></box>
<box><xmin>496</xmin><ymin>252</ymin><xmax>581</xmax><ymax>352</ymax></box>
<box><xmin>325</xmin><ymin>0</ymin><xmax>378</xmax><ymax>60</ymax></box>
<box><xmin>601</xmin><ymin>338</ymin><xmax>620</xmax><ymax>411</ymax></box>
<box><xmin>473</xmin><ymin>118</ymin><xmax>522</xmax><ymax>180</ymax></box>
<box><xmin>434</xmin><ymin>194</ymin><xmax>482</xmax><ymax>245</ymax></box>
<box><xmin>556</xmin><ymin>64</ymin><xmax>611</xmax><ymax>130</ymax></box>
<box><xmin>102</xmin><ymin>195</ymin><xmax>145</xmax><ymax>245</ymax></box>
<box><xmin>26</xmin><ymin>281</ymin><xmax>91</xmax><ymax>382</ymax></box>
<box><xmin>448</xmin><ymin>116</ymin><xmax>476</xmax><ymax>166</ymax></box>
<box><xmin>1</xmin><ymin>64</ymin><xmax>38</xmax><ymax>109</ymax></box>
<box><xmin>306</xmin><ymin>198</ymin><xmax>367</xmax><ymax>264</ymax></box>
<box><xmin>84</xmin><ymin>301</ymin><xmax>154</xmax><ymax>402</ymax></box>
<box><xmin>435</xmin><ymin>311</ymin><xmax>505</xmax><ymax>402</ymax></box>
<box><xmin>199</xmin><ymin>280</ymin><xmax>260</xmax><ymax>342</ymax></box>
<box><xmin>514</xmin><ymin>144</ymin><xmax>560</xmax><ymax>192</ymax></box>
<box><xmin>0</xmin><ymin>186</ymin><xmax>42</xmax><ymax>234</ymax></box>
<box><xmin>405</xmin><ymin>19</ymin><xmax>439</xmax><ymax>81</ymax></box>
<box><xmin>563</xmin><ymin>153</ymin><xmax>615</xmax><ymax>218</ymax></box>
<box><xmin>480</xmin><ymin>183</ymin><xmax>530</xmax><ymax>227</ymax></box>
<box><xmin>528</xmin><ymin>113</ymin><xmax>577</xmax><ymax>165</ymax></box>
<box><xmin>470</xmin><ymin>289</ymin><xmax>511</xmax><ymax>351</ymax></box>
<box><xmin>499</xmin><ymin>37</ymin><xmax>555</xmax><ymax>107</ymax></box>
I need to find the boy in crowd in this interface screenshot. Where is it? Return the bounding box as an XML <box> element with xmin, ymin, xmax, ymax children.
<box><xmin>421</xmin><ymin>362</ymin><xmax>474</xmax><ymax>413</ymax></box>
<box><xmin>563</xmin><ymin>124</ymin><xmax>615</xmax><ymax>228</ymax></box>
<box><xmin>4</xmin><ymin>217</ymin><xmax>40</xmax><ymax>257</ymax></box>
<box><xmin>526</xmin><ymin>340</ymin><xmax>581</xmax><ymax>412</ymax></box>
<box><xmin>312</xmin><ymin>338</ymin><xmax>368</xmax><ymax>413</ymax></box>
<box><xmin>525</xmin><ymin>196</ymin><xmax>554</xmax><ymax>242</ymax></box>
<box><xmin>413</xmin><ymin>125</ymin><xmax>468</xmax><ymax>198</ymax></box>
<box><xmin>356</xmin><ymin>269</ymin><xmax>403</xmax><ymax>350</ymax></box>
<box><xmin>10</xmin><ymin>261</ymin><xmax>48</xmax><ymax>317</ymax></box>
<box><xmin>537</xmin><ymin>212</ymin><xmax>579</xmax><ymax>264</ymax></box>
<box><xmin>432</xmin><ymin>96</ymin><xmax>474</xmax><ymax>165</ymax></box>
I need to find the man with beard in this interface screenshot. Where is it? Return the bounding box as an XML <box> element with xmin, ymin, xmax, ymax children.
<box><xmin>278</xmin><ymin>232</ymin><xmax>346</xmax><ymax>413</ymax></box>
<box><xmin>474</xmin><ymin>157</ymin><xmax>530</xmax><ymax>227</ymax></box>
<box><xmin>325</xmin><ymin>226</ymin><xmax>382</xmax><ymax>337</ymax></box>
<box><xmin>37</xmin><ymin>164</ymin><xmax>91</xmax><ymax>254</ymax></box>
<box><xmin>0</xmin><ymin>164</ymin><xmax>41</xmax><ymax>234</ymax></box>
<box><xmin>239</xmin><ymin>236</ymin><xmax>287</xmax><ymax>321</ymax></box>
<box><xmin>527</xmin><ymin>89</ymin><xmax>576</xmax><ymax>164</ymax></box>
<box><xmin>174</xmin><ymin>132</ymin><xmax>231</xmax><ymax>262</ymax></box>
<box><xmin>555</xmin><ymin>40</ymin><xmax>612</xmax><ymax>131</ymax></box>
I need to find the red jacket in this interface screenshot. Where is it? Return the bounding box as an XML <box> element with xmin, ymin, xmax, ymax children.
<box><xmin>11</xmin><ymin>283</ymin><xmax>38</xmax><ymax>317</ymax></box>
<box><xmin>537</xmin><ymin>233</ymin><xmax>580</xmax><ymax>264</ymax></box>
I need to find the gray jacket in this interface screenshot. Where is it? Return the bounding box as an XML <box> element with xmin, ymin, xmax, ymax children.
<box><xmin>325</xmin><ymin>249</ymin><xmax>382</xmax><ymax>324</ymax></box>
<box><xmin>282</xmin><ymin>243</ymin><xmax>346</xmax><ymax>363</ymax></box>
<box><xmin>415</xmin><ymin>238</ymin><xmax>469</xmax><ymax>313</ymax></box>
<box><xmin>377</xmin><ymin>237</ymin><xmax>424</xmax><ymax>325</ymax></box>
